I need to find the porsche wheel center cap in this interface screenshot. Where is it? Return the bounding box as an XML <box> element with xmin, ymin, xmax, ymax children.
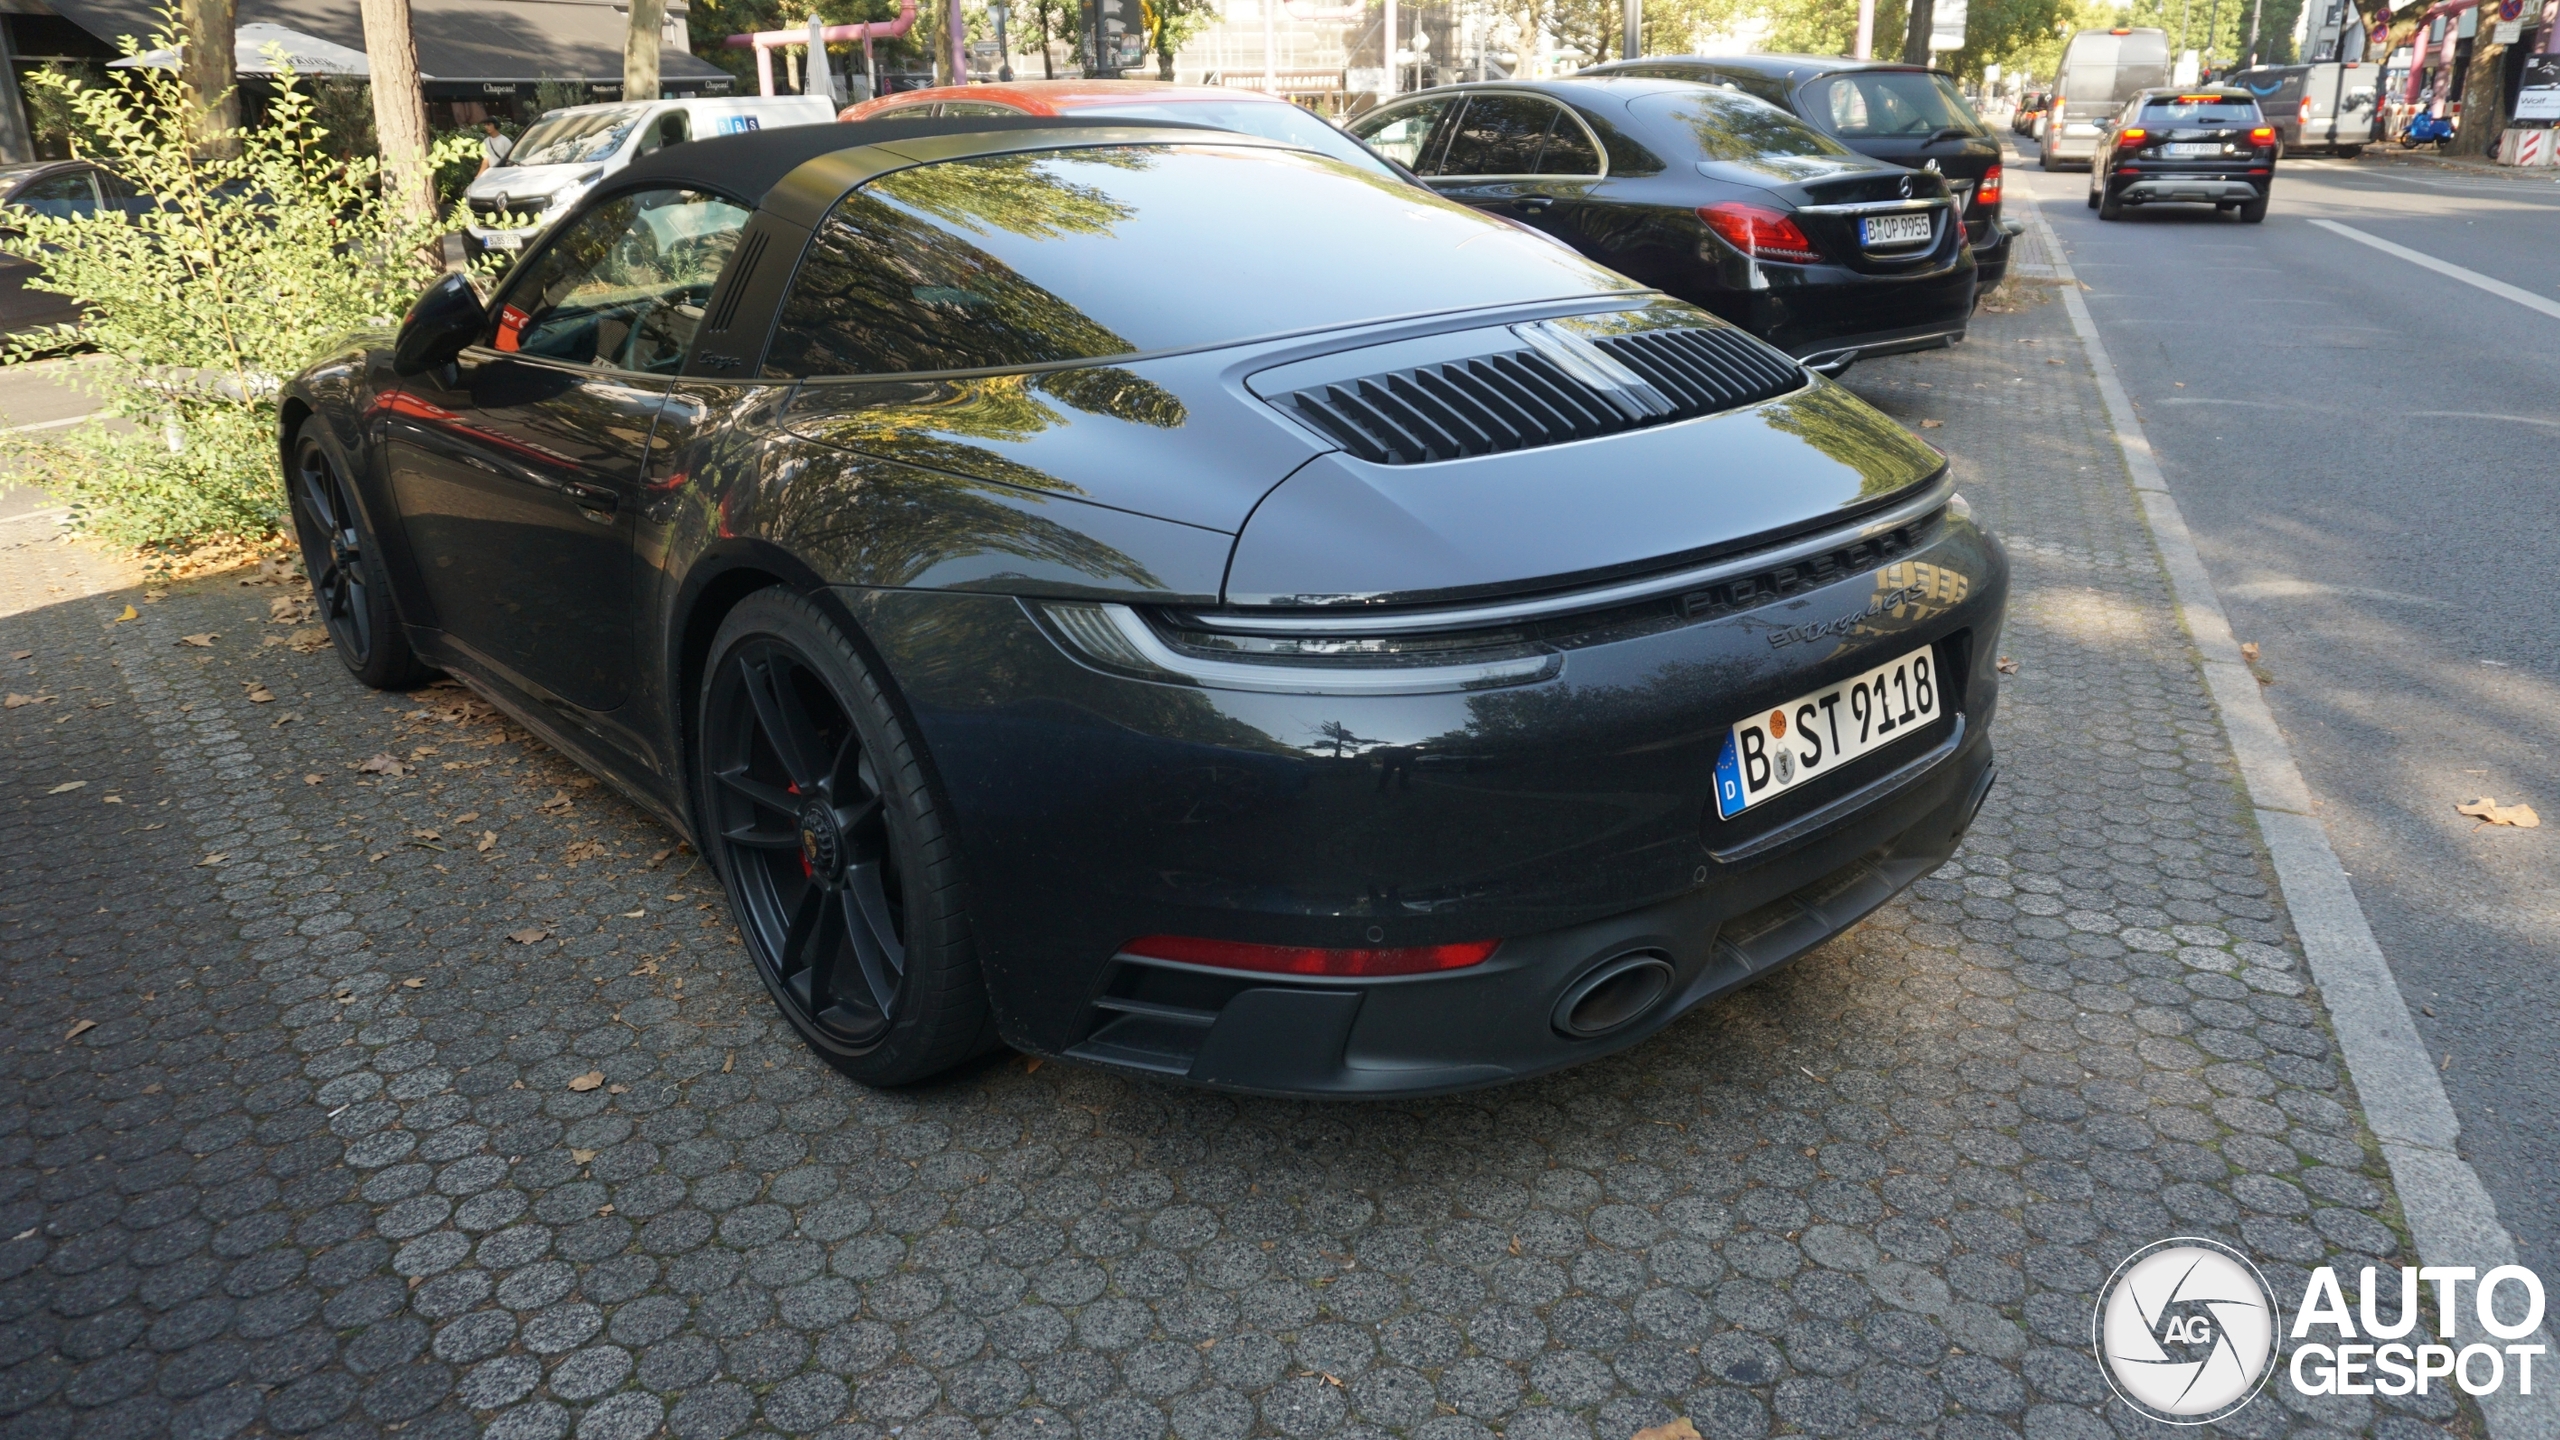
<box><xmin>797</xmin><ymin>802</ymin><xmax>842</xmax><ymax>881</ymax></box>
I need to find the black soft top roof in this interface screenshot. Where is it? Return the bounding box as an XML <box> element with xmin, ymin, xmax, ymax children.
<box><xmin>614</xmin><ymin>114</ymin><xmax>1223</xmax><ymax>208</ymax></box>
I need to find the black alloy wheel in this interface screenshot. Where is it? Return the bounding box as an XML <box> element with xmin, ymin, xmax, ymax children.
<box><xmin>697</xmin><ymin>589</ymin><xmax>991</xmax><ymax>1084</ymax></box>
<box><xmin>288</xmin><ymin>423</ymin><xmax>432</xmax><ymax>690</ymax></box>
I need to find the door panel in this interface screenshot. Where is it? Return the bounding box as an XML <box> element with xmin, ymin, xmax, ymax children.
<box><xmin>382</xmin><ymin>186</ymin><xmax>749</xmax><ymax>716</ymax></box>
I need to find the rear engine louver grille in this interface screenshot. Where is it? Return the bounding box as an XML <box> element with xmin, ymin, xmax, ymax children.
<box><xmin>1284</xmin><ymin>326</ymin><xmax>1804</xmax><ymax>465</ymax></box>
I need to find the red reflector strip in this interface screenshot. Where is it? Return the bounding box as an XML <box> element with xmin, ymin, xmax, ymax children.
<box><xmin>1120</xmin><ymin>935</ymin><xmax>1499</xmax><ymax>977</ymax></box>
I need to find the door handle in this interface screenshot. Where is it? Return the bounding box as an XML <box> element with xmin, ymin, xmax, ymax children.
<box><xmin>1513</xmin><ymin>196</ymin><xmax>1555</xmax><ymax>213</ymax></box>
<box><xmin>562</xmin><ymin>481</ymin><xmax>620</xmax><ymax>521</ymax></box>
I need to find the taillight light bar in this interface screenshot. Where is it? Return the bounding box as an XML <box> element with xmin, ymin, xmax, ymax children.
<box><xmin>1698</xmin><ymin>201</ymin><xmax>1824</xmax><ymax>264</ymax></box>
<box><xmin>1119</xmin><ymin>935</ymin><xmax>1501</xmax><ymax>978</ymax></box>
<box><xmin>1977</xmin><ymin>163</ymin><xmax>2003</xmax><ymax>206</ymax></box>
<box><xmin>2249</xmin><ymin>125</ymin><xmax>2277</xmax><ymax>147</ymax></box>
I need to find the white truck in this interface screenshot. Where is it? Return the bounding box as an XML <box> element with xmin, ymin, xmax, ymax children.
<box><xmin>463</xmin><ymin>95</ymin><xmax>837</xmax><ymax>250</ymax></box>
<box><xmin>2229</xmin><ymin>62</ymin><xmax>2379</xmax><ymax>156</ymax></box>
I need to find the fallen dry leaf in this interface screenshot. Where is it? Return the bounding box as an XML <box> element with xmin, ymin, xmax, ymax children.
<box><xmin>453</xmin><ymin>811</ymin><xmax>481</xmax><ymax>824</ymax></box>
<box><xmin>8</xmin><ymin>650</ymin><xmax>29</xmax><ymax>660</ymax></box>
<box><xmin>607</xmin><ymin>1084</ymin><xmax>628</xmax><ymax>1095</ymax></box>
<box><xmin>303</xmin><ymin>773</ymin><xmax>324</xmax><ymax>785</ymax></box>
<box><xmin>177</xmin><ymin>633</ymin><xmax>216</xmax><ymax>648</ymax></box>
<box><xmin>47</xmin><ymin>780</ymin><xmax>85</xmax><ymax>794</ymax></box>
<box><xmin>567</xmin><ymin>1070</ymin><xmax>605</xmax><ymax>1092</ymax></box>
<box><xmin>401</xmin><ymin>977</ymin><xmax>425</xmax><ymax>988</ymax></box>
<box><xmin>2045</xmin><ymin>357</ymin><xmax>2064</xmax><ymax>366</ymax></box>
<box><xmin>1632</xmin><ymin>1421</ymin><xmax>1703</xmax><ymax>1440</ymax></box>
<box><xmin>507</xmin><ymin>927</ymin><xmax>551</xmax><ymax>945</ymax></box>
<box><xmin>411</xmin><ymin>828</ymin><xmax>441</xmax><ymax>842</ymax></box>
<box><xmin>1023</xmin><ymin>1056</ymin><xmax>1044</xmax><ymax>1074</ymax></box>
<box><xmin>620</xmin><ymin>909</ymin><xmax>646</xmax><ymax>919</ymax></box>
<box><xmin>4</xmin><ymin>693</ymin><xmax>45</xmax><ymax>708</ymax></box>
<box><xmin>66</xmin><ymin>1019</ymin><xmax>96</xmax><ymax>1040</ymax></box>
<box><xmin>563</xmin><ymin>840</ymin><xmax>608</xmax><ymax>865</ymax></box>
<box><xmin>288</xmin><ymin>627</ymin><xmax>331</xmax><ymax>654</ymax></box>
<box><xmin>629</xmin><ymin>958</ymin><xmax>661</xmax><ymax>977</ymax></box>
<box><xmin>571</xmin><ymin>1148</ymin><xmax>598</xmax><ymax>1163</ymax></box>
<box><xmin>268</xmin><ymin>594</ymin><xmax>316</xmax><ymax>624</ymax></box>
<box><xmin>1995</xmin><ymin>656</ymin><xmax>2019</xmax><ymax>675</ymax></box>
<box><xmin>357</xmin><ymin>753</ymin><xmax>409</xmax><ymax>777</ymax></box>
<box><xmin>477</xmin><ymin>831</ymin><xmax>497</xmax><ymax>853</ymax></box>
<box><xmin>245</xmin><ymin>686</ymin><xmax>276</xmax><ymax>704</ymax></box>
<box><xmin>596</xmin><ymin>1203</ymin><xmax>614</xmax><ymax>1216</ymax></box>
<box><xmin>199</xmin><ymin>853</ymin><xmax>228</xmax><ymax>867</ymax></box>
<box><xmin>722</xmin><ymin>1051</ymin><xmax>736</xmax><ymax>1074</ymax></box>
<box><xmin>113</xmin><ymin>605</ymin><xmax>137</xmax><ymax>623</ymax></box>
<box><xmin>536</xmin><ymin>790</ymin><xmax>575</xmax><ymax>815</ymax></box>
<box><xmin>1918</xmin><ymin>419</ymin><xmax>1943</xmax><ymax>429</ymax></box>
<box><xmin>2240</xmin><ymin>642</ymin><xmax>2260</xmax><ymax>663</ymax></box>
<box><xmin>2456</xmin><ymin>797</ymin><xmax>2540</xmax><ymax>829</ymax></box>
<box><xmin>650</xmin><ymin>848</ymin><xmax>673</xmax><ymax>865</ymax></box>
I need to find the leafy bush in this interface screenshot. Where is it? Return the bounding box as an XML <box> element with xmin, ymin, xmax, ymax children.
<box><xmin>3</xmin><ymin>22</ymin><xmax>478</xmax><ymax>547</ymax></box>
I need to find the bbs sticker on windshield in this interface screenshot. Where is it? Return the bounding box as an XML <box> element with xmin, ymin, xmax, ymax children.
<box><xmin>1713</xmin><ymin>645</ymin><xmax>1940</xmax><ymax>819</ymax></box>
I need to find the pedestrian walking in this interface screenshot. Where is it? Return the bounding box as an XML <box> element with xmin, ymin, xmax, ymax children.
<box><xmin>475</xmin><ymin>118</ymin><xmax>513</xmax><ymax>175</ymax></box>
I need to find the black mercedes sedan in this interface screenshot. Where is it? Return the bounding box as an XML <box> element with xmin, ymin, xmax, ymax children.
<box><xmin>1345</xmin><ymin>77</ymin><xmax>1976</xmax><ymax>374</ymax></box>
<box><xmin>1583</xmin><ymin>56</ymin><xmax>2017</xmax><ymax>291</ymax></box>
<box><xmin>282</xmin><ymin>115</ymin><xmax>2008</xmax><ymax>1096</ymax></box>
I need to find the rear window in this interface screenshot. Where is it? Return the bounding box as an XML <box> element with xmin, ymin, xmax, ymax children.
<box><xmin>2139</xmin><ymin>94</ymin><xmax>2263</xmax><ymax>124</ymax></box>
<box><xmin>763</xmin><ymin>145</ymin><xmax>1637</xmax><ymax>378</ymax></box>
<box><xmin>1633</xmin><ymin>88</ymin><xmax>1855</xmax><ymax>163</ymax></box>
<box><xmin>508</xmin><ymin>105</ymin><xmax>647</xmax><ymax>167</ymax></box>
<box><xmin>1068</xmin><ymin>99</ymin><xmax>1395</xmax><ymax>177</ymax></box>
<box><xmin>1807</xmin><ymin>71</ymin><xmax>1988</xmax><ymax>138</ymax></box>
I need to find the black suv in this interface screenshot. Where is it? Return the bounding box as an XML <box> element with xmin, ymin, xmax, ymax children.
<box><xmin>1584</xmin><ymin>54</ymin><xmax>2016</xmax><ymax>289</ymax></box>
<box><xmin>2087</xmin><ymin>87</ymin><xmax>2277</xmax><ymax>222</ymax></box>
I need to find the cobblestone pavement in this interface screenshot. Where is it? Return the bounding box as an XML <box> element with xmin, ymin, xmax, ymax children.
<box><xmin>0</xmin><ymin>275</ymin><xmax>2470</xmax><ymax>1440</ymax></box>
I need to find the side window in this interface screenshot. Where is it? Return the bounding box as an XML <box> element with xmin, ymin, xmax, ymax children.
<box><xmin>13</xmin><ymin>172</ymin><xmax>98</xmax><ymax>218</ymax></box>
<box><xmin>1438</xmin><ymin>95</ymin><xmax>1562</xmax><ymax>176</ymax></box>
<box><xmin>938</xmin><ymin>101</ymin><xmax>1022</xmax><ymax>116</ymax></box>
<box><xmin>1822</xmin><ymin>79</ymin><xmax>1872</xmax><ymax>132</ymax></box>
<box><xmin>1535</xmin><ymin>110</ymin><xmax>1603</xmax><ymax>175</ymax></box>
<box><xmin>491</xmin><ymin>188</ymin><xmax>750</xmax><ymax>374</ymax></box>
<box><xmin>1349</xmin><ymin>97</ymin><xmax>1455</xmax><ymax>170</ymax></box>
<box><xmin>635</xmin><ymin>110</ymin><xmax>690</xmax><ymax>157</ymax></box>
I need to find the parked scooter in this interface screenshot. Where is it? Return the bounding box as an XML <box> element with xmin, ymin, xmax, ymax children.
<box><xmin>2400</xmin><ymin>111</ymin><xmax>2455</xmax><ymax>147</ymax></box>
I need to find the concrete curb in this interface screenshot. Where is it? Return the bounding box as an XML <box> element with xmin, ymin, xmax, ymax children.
<box><xmin>2019</xmin><ymin>190</ymin><xmax>2560</xmax><ymax>1440</ymax></box>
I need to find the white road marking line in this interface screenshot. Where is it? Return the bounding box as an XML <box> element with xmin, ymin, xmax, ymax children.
<box><xmin>0</xmin><ymin>413</ymin><xmax>95</xmax><ymax>435</ymax></box>
<box><xmin>2028</xmin><ymin>187</ymin><xmax>2560</xmax><ymax>1440</ymax></box>
<box><xmin>2309</xmin><ymin>217</ymin><xmax>2560</xmax><ymax>320</ymax></box>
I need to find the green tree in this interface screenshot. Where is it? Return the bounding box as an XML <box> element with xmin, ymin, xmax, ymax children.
<box><xmin>3</xmin><ymin>33</ymin><xmax>476</xmax><ymax>546</ymax></box>
<box><xmin>1146</xmin><ymin>0</ymin><xmax>1214</xmax><ymax>78</ymax></box>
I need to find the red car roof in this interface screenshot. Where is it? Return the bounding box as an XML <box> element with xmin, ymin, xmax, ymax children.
<box><xmin>838</xmin><ymin>80</ymin><xmax>1281</xmax><ymax>123</ymax></box>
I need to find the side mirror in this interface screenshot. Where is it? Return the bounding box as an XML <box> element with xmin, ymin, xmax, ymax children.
<box><xmin>393</xmin><ymin>271</ymin><xmax>487</xmax><ymax>376</ymax></box>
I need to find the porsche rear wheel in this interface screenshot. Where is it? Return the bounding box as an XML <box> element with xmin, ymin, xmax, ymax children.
<box><xmin>288</xmin><ymin>422</ymin><xmax>434</xmax><ymax>690</ymax></box>
<box><xmin>695</xmin><ymin>589</ymin><xmax>993</xmax><ymax>1086</ymax></box>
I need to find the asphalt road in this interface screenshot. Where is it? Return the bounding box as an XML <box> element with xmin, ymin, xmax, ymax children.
<box><xmin>2016</xmin><ymin>146</ymin><xmax>2560</xmax><ymax>1287</ymax></box>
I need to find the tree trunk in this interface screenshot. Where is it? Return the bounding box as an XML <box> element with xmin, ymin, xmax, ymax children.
<box><xmin>1901</xmin><ymin>0</ymin><xmax>1935</xmax><ymax>66</ymax></box>
<box><xmin>178</xmin><ymin>0</ymin><xmax>239</xmax><ymax>158</ymax></box>
<box><xmin>934</xmin><ymin>0</ymin><xmax>953</xmax><ymax>83</ymax></box>
<box><xmin>357</xmin><ymin>0</ymin><xmax>436</xmax><ymax>224</ymax></box>
<box><xmin>2451</xmin><ymin>28</ymin><xmax>2506</xmax><ymax>155</ymax></box>
<box><xmin>624</xmin><ymin>0</ymin><xmax>667</xmax><ymax>102</ymax></box>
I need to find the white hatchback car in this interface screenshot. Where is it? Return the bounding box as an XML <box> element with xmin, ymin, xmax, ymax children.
<box><xmin>464</xmin><ymin>95</ymin><xmax>836</xmax><ymax>249</ymax></box>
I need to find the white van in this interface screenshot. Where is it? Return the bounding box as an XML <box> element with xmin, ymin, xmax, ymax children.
<box><xmin>2039</xmin><ymin>28</ymin><xmax>2172</xmax><ymax>169</ymax></box>
<box><xmin>2229</xmin><ymin>62</ymin><xmax>2378</xmax><ymax>155</ymax></box>
<box><xmin>463</xmin><ymin>95</ymin><xmax>836</xmax><ymax>249</ymax></box>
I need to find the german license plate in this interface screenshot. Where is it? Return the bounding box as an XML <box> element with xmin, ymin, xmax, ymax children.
<box><xmin>1860</xmin><ymin>212</ymin><xmax>1933</xmax><ymax>247</ymax></box>
<box><xmin>1712</xmin><ymin>645</ymin><xmax>1942</xmax><ymax>819</ymax></box>
<box><xmin>2164</xmin><ymin>142</ymin><xmax>2222</xmax><ymax>156</ymax></box>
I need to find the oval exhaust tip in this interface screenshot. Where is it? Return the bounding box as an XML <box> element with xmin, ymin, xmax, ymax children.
<box><xmin>1554</xmin><ymin>952</ymin><xmax>1675</xmax><ymax>1039</ymax></box>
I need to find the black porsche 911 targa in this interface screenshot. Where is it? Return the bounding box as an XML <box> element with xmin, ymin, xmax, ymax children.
<box><xmin>282</xmin><ymin>114</ymin><xmax>2008</xmax><ymax>1097</ymax></box>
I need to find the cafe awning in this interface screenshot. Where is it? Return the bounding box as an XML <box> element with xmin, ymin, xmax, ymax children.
<box><xmin>42</xmin><ymin>0</ymin><xmax>732</xmax><ymax>96</ymax></box>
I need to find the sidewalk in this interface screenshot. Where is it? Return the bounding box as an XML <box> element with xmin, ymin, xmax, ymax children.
<box><xmin>0</xmin><ymin>289</ymin><xmax>2468</xmax><ymax>1440</ymax></box>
